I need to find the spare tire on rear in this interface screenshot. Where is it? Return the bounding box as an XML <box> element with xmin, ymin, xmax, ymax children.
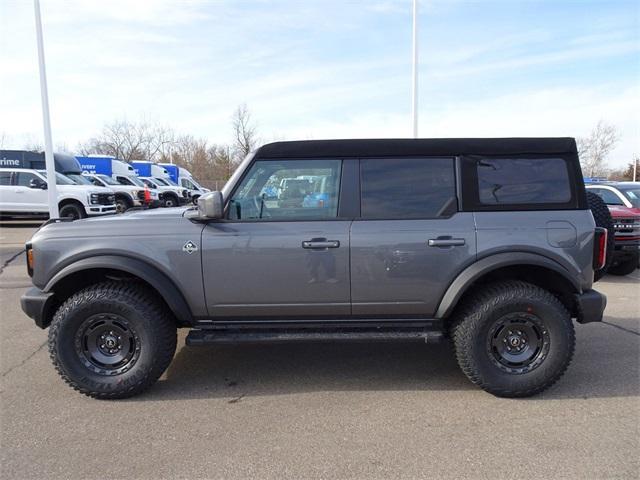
<box><xmin>586</xmin><ymin>191</ymin><xmax>615</xmax><ymax>282</ymax></box>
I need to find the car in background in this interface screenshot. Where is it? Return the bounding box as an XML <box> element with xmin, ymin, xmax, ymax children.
<box><xmin>158</xmin><ymin>164</ymin><xmax>210</xmax><ymax>203</ymax></box>
<box><xmin>0</xmin><ymin>167</ymin><xmax>116</xmax><ymax>220</ymax></box>
<box><xmin>82</xmin><ymin>173</ymin><xmax>160</xmax><ymax>211</ymax></box>
<box><xmin>139</xmin><ymin>177</ymin><xmax>189</xmax><ymax>207</ymax></box>
<box><xmin>586</xmin><ymin>182</ymin><xmax>640</xmax><ymax>275</ymax></box>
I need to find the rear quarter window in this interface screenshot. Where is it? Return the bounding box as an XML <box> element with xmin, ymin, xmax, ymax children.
<box><xmin>462</xmin><ymin>156</ymin><xmax>577</xmax><ymax>211</ymax></box>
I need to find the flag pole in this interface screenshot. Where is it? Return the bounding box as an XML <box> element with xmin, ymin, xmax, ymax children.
<box><xmin>411</xmin><ymin>0</ymin><xmax>419</xmax><ymax>138</ymax></box>
<box><xmin>34</xmin><ymin>0</ymin><xmax>59</xmax><ymax>219</ymax></box>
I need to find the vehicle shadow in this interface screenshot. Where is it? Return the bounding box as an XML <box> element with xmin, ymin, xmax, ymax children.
<box><xmin>602</xmin><ymin>273</ymin><xmax>640</xmax><ymax>284</ymax></box>
<box><xmin>0</xmin><ymin>220</ymin><xmax>45</xmax><ymax>229</ymax></box>
<box><xmin>138</xmin><ymin>323</ymin><xmax>639</xmax><ymax>402</ymax></box>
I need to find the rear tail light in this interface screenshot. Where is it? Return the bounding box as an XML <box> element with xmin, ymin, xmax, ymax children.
<box><xmin>593</xmin><ymin>227</ymin><xmax>607</xmax><ymax>271</ymax></box>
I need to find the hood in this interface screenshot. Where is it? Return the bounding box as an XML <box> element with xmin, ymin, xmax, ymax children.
<box><xmin>608</xmin><ymin>205</ymin><xmax>640</xmax><ymax>217</ymax></box>
<box><xmin>31</xmin><ymin>206</ymin><xmax>195</xmax><ymax>241</ymax></box>
<box><xmin>57</xmin><ymin>184</ymin><xmax>113</xmax><ymax>194</ymax></box>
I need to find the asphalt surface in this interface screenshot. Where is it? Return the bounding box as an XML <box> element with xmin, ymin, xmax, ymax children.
<box><xmin>0</xmin><ymin>220</ymin><xmax>638</xmax><ymax>480</ymax></box>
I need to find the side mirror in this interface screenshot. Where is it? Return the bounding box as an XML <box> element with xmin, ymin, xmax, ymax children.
<box><xmin>197</xmin><ymin>191</ymin><xmax>224</xmax><ymax>219</ymax></box>
<box><xmin>29</xmin><ymin>179</ymin><xmax>47</xmax><ymax>190</ymax></box>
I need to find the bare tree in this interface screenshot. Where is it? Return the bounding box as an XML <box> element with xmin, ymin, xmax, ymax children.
<box><xmin>577</xmin><ymin>121</ymin><xmax>619</xmax><ymax>177</ymax></box>
<box><xmin>79</xmin><ymin>119</ymin><xmax>175</xmax><ymax>161</ymax></box>
<box><xmin>232</xmin><ymin>104</ymin><xmax>258</xmax><ymax>161</ymax></box>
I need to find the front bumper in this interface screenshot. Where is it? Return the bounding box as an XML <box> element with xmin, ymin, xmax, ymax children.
<box><xmin>575</xmin><ymin>289</ymin><xmax>607</xmax><ymax>324</ymax></box>
<box><xmin>20</xmin><ymin>287</ymin><xmax>56</xmax><ymax>329</ymax></box>
<box><xmin>87</xmin><ymin>205</ymin><xmax>117</xmax><ymax>216</ymax></box>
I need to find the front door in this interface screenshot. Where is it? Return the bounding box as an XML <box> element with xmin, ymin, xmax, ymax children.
<box><xmin>201</xmin><ymin>158</ymin><xmax>351</xmax><ymax>319</ymax></box>
<box><xmin>11</xmin><ymin>172</ymin><xmax>48</xmax><ymax>212</ymax></box>
<box><xmin>350</xmin><ymin>157</ymin><xmax>476</xmax><ymax>316</ymax></box>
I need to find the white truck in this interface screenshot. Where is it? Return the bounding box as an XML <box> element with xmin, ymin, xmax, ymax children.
<box><xmin>130</xmin><ymin>161</ymin><xmax>190</xmax><ymax>207</ymax></box>
<box><xmin>159</xmin><ymin>163</ymin><xmax>210</xmax><ymax>203</ymax></box>
<box><xmin>0</xmin><ymin>151</ymin><xmax>116</xmax><ymax>219</ymax></box>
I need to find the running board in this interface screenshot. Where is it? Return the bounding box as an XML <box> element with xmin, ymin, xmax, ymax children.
<box><xmin>186</xmin><ymin>329</ymin><xmax>444</xmax><ymax>345</ymax></box>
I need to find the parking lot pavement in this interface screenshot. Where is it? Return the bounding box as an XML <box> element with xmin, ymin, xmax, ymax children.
<box><xmin>0</xmin><ymin>222</ymin><xmax>638</xmax><ymax>480</ymax></box>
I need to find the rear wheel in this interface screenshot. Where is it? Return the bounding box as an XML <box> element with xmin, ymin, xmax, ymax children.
<box><xmin>59</xmin><ymin>202</ymin><xmax>86</xmax><ymax>220</ymax></box>
<box><xmin>608</xmin><ymin>252</ymin><xmax>639</xmax><ymax>276</ymax></box>
<box><xmin>451</xmin><ymin>281</ymin><xmax>575</xmax><ymax>397</ymax></box>
<box><xmin>586</xmin><ymin>191</ymin><xmax>614</xmax><ymax>281</ymax></box>
<box><xmin>48</xmin><ymin>282</ymin><xmax>177</xmax><ymax>399</ymax></box>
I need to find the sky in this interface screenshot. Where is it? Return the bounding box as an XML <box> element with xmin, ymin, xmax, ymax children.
<box><xmin>1</xmin><ymin>0</ymin><xmax>638</xmax><ymax>168</ymax></box>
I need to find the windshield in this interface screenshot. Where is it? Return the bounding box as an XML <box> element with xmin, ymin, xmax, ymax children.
<box><xmin>185</xmin><ymin>177</ymin><xmax>202</xmax><ymax>189</ymax></box>
<box><xmin>38</xmin><ymin>170</ymin><xmax>76</xmax><ymax>185</ymax></box>
<box><xmin>620</xmin><ymin>187</ymin><xmax>640</xmax><ymax>207</ymax></box>
<box><xmin>163</xmin><ymin>178</ymin><xmax>178</xmax><ymax>186</ymax></box>
<box><xmin>65</xmin><ymin>173</ymin><xmax>93</xmax><ymax>185</ymax></box>
<box><xmin>153</xmin><ymin>177</ymin><xmax>169</xmax><ymax>186</ymax></box>
<box><xmin>141</xmin><ymin>178</ymin><xmax>158</xmax><ymax>188</ymax></box>
<box><xmin>97</xmin><ymin>174</ymin><xmax>120</xmax><ymax>186</ymax></box>
<box><xmin>127</xmin><ymin>176</ymin><xmax>145</xmax><ymax>187</ymax></box>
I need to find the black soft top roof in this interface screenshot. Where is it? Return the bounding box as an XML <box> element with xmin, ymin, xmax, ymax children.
<box><xmin>255</xmin><ymin>138</ymin><xmax>577</xmax><ymax>159</ymax></box>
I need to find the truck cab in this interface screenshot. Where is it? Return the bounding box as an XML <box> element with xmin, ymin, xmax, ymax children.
<box><xmin>0</xmin><ymin>150</ymin><xmax>116</xmax><ymax>219</ymax></box>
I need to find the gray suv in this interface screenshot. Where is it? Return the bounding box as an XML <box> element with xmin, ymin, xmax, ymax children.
<box><xmin>20</xmin><ymin>138</ymin><xmax>608</xmax><ymax>399</ymax></box>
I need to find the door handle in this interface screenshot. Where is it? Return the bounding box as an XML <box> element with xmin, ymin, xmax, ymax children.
<box><xmin>302</xmin><ymin>239</ymin><xmax>340</xmax><ymax>249</ymax></box>
<box><xmin>428</xmin><ymin>238</ymin><xmax>465</xmax><ymax>247</ymax></box>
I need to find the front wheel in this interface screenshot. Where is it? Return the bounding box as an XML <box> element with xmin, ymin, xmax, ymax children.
<box><xmin>48</xmin><ymin>282</ymin><xmax>177</xmax><ymax>399</ymax></box>
<box><xmin>163</xmin><ymin>195</ymin><xmax>178</xmax><ymax>208</ymax></box>
<box><xmin>115</xmin><ymin>196</ymin><xmax>132</xmax><ymax>214</ymax></box>
<box><xmin>451</xmin><ymin>281</ymin><xmax>575</xmax><ymax>398</ymax></box>
<box><xmin>59</xmin><ymin>202</ymin><xmax>87</xmax><ymax>220</ymax></box>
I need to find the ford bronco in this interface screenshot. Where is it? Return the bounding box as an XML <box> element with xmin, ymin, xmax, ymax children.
<box><xmin>20</xmin><ymin>138</ymin><xmax>608</xmax><ymax>399</ymax></box>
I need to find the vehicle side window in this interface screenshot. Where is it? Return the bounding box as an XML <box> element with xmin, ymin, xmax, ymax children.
<box><xmin>360</xmin><ymin>158</ymin><xmax>456</xmax><ymax>219</ymax></box>
<box><xmin>16</xmin><ymin>172</ymin><xmax>39</xmax><ymax>187</ymax></box>
<box><xmin>229</xmin><ymin>159</ymin><xmax>342</xmax><ymax>221</ymax></box>
<box><xmin>475</xmin><ymin>157</ymin><xmax>571</xmax><ymax>205</ymax></box>
<box><xmin>116</xmin><ymin>176</ymin><xmax>132</xmax><ymax>186</ymax></box>
<box><xmin>0</xmin><ymin>171</ymin><xmax>12</xmax><ymax>185</ymax></box>
<box><xmin>591</xmin><ymin>188</ymin><xmax>623</xmax><ymax>206</ymax></box>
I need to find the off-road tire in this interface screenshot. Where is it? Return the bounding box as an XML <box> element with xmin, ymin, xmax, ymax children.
<box><xmin>48</xmin><ymin>281</ymin><xmax>177</xmax><ymax>399</ymax></box>
<box><xmin>586</xmin><ymin>191</ymin><xmax>614</xmax><ymax>281</ymax></box>
<box><xmin>608</xmin><ymin>252</ymin><xmax>639</xmax><ymax>276</ymax></box>
<box><xmin>451</xmin><ymin>281</ymin><xmax>575</xmax><ymax>398</ymax></box>
<box><xmin>58</xmin><ymin>202</ymin><xmax>87</xmax><ymax>220</ymax></box>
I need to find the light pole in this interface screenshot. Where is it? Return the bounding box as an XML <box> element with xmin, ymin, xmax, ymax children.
<box><xmin>34</xmin><ymin>0</ymin><xmax>59</xmax><ymax>218</ymax></box>
<box><xmin>411</xmin><ymin>0</ymin><xmax>419</xmax><ymax>138</ymax></box>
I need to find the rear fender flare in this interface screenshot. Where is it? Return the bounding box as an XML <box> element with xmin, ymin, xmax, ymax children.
<box><xmin>435</xmin><ymin>252</ymin><xmax>581</xmax><ymax>318</ymax></box>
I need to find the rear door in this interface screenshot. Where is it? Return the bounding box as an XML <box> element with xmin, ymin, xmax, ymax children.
<box><xmin>350</xmin><ymin>157</ymin><xmax>476</xmax><ymax>316</ymax></box>
<box><xmin>201</xmin><ymin>158</ymin><xmax>353</xmax><ymax>318</ymax></box>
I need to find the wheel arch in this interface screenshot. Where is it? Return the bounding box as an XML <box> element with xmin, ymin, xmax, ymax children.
<box><xmin>43</xmin><ymin>255</ymin><xmax>194</xmax><ymax>328</ymax></box>
<box><xmin>435</xmin><ymin>252</ymin><xmax>581</xmax><ymax>320</ymax></box>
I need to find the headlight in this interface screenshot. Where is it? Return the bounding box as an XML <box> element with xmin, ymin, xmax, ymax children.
<box><xmin>90</xmin><ymin>193</ymin><xmax>100</xmax><ymax>204</ymax></box>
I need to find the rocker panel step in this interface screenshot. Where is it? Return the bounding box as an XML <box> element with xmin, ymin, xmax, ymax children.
<box><xmin>186</xmin><ymin>329</ymin><xmax>444</xmax><ymax>346</ymax></box>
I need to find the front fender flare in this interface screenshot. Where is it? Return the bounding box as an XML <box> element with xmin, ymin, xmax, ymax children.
<box><xmin>44</xmin><ymin>255</ymin><xmax>193</xmax><ymax>325</ymax></box>
<box><xmin>434</xmin><ymin>252</ymin><xmax>581</xmax><ymax>319</ymax></box>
